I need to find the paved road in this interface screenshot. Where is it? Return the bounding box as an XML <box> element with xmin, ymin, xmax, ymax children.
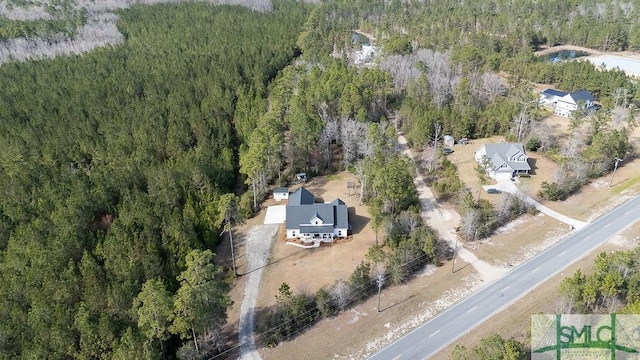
<box><xmin>369</xmin><ymin>195</ymin><xmax>640</xmax><ymax>360</ymax></box>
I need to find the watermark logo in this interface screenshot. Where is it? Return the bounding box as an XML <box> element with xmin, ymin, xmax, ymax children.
<box><xmin>532</xmin><ymin>314</ymin><xmax>640</xmax><ymax>359</ymax></box>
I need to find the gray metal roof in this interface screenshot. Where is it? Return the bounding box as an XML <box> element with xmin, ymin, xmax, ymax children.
<box><xmin>274</xmin><ymin>187</ymin><xmax>289</xmax><ymax>194</ymax></box>
<box><xmin>569</xmin><ymin>90</ymin><xmax>595</xmax><ymax>103</ymax></box>
<box><xmin>482</xmin><ymin>143</ymin><xmax>531</xmax><ymax>172</ymax></box>
<box><xmin>541</xmin><ymin>88</ymin><xmax>567</xmax><ymax>97</ymax></box>
<box><xmin>288</xmin><ymin>187</ymin><xmax>315</xmax><ymax>206</ymax></box>
<box><xmin>334</xmin><ymin>204</ymin><xmax>349</xmax><ymax>229</ymax></box>
<box><xmin>286</xmin><ymin>189</ymin><xmax>349</xmax><ymax>232</ymax></box>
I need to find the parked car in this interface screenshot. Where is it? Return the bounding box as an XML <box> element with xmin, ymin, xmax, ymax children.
<box><xmin>442</xmin><ymin>148</ymin><xmax>454</xmax><ymax>155</ymax></box>
<box><xmin>486</xmin><ymin>188</ymin><xmax>501</xmax><ymax>194</ymax></box>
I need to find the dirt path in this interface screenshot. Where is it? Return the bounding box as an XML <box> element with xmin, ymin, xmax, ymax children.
<box><xmin>238</xmin><ymin>224</ymin><xmax>279</xmax><ymax>360</ymax></box>
<box><xmin>396</xmin><ymin>134</ymin><xmax>508</xmax><ymax>282</ymax></box>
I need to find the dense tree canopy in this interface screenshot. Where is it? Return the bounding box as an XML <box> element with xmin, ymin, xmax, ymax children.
<box><xmin>0</xmin><ymin>1</ymin><xmax>309</xmax><ymax>358</ymax></box>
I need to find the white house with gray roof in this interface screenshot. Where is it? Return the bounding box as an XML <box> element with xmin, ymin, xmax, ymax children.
<box><xmin>285</xmin><ymin>187</ymin><xmax>349</xmax><ymax>243</ymax></box>
<box><xmin>555</xmin><ymin>90</ymin><xmax>596</xmax><ymax>117</ymax></box>
<box><xmin>475</xmin><ymin>143</ymin><xmax>531</xmax><ymax>179</ymax></box>
<box><xmin>539</xmin><ymin>89</ymin><xmax>597</xmax><ymax>117</ymax></box>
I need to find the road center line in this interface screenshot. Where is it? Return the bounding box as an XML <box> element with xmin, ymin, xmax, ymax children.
<box><xmin>604</xmin><ymin>223</ymin><xmax>611</xmax><ymax>228</ymax></box>
<box><xmin>532</xmin><ymin>267</ymin><xmax>539</xmax><ymax>273</ymax></box>
<box><xmin>392</xmin><ymin>356</ymin><xmax>401</xmax><ymax>360</ymax></box>
<box><xmin>502</xmin><ymin>286</ymin><xmax>510</xmax><ymax>292</ymax></box>
<box><xmin>558</xmin><ymin>251</ymin><xmax>566</xmax><ymax>256</ymax></box>
<box><xmin>467</xmin><ymin>306</ymin><xmax>477</xmax><ymax>313</ymax></box>
<box><xmin>429</xmin><ymin>330</ymin><xmax>440</xmax><ymax>338</ymax></box>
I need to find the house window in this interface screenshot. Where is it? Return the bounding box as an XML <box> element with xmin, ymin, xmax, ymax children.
<box><xmin>338</xmin><ymin>231</ymin><xmax>342</xmax><ymax>236</ymax></box>
<box><xmin>292</xmin><ymin>231</ymin><xmax>296</xmax><ymax>237</ymax></box>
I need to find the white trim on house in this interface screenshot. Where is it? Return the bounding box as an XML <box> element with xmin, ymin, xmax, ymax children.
<box><xmin>475</xmin><ymin>143</ymin><xmax>531</xmax><ymax>179</ymax></box>
<box><xmin>285</xmin><ymin>187</ymin><xmax>349</xmax><ymax>244</ymax></box>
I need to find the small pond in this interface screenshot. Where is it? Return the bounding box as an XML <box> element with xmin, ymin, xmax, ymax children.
<box><xmin>547</xmin><ymin>50</ymin><xmax>589</xmax><ymax>62</ymax></box>
<box><xmin>352</xmin><ymin>32</ymin><xmax>370</xmax><ymax>46</ymax></box>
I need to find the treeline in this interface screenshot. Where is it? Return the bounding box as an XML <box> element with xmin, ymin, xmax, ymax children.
<box><xmin>238</xmin><ymin>58</ymin><xmax>392</xmax><ymax>205</ymax></box>
<box><xmin>450</xmin><ymin>334</ymin><xmax>527</xmax><ymax>360</ymax></box>
<box><xmin>297</xmin><ymin>0</ymin><xmax>640</xmax><ymax>62</ymax></box>
<box><xmin>0</xmin><ymin>0</ymin><xmax>87</xmax><ymax>40</ymax></box>
<box><xmin>0</xmin><ymin>1</ymin><xmax>309</xmax><ymax>359</ymax></box>
<box><xmin>0</xmin><ymin>17</ymin><xmax>72</xmax><ymax>39</ymax></box>
<box><xmin>560</xmin><ymin>249</ymin><xmax>640</xmax><ymax>314</ymax></box>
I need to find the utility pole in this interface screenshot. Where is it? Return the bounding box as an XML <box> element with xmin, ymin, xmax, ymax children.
<box><xmin>609</xmin><ymin>158</ymin><xmax>623</xmax><ymax>189</ymax></box>
<box><xmin>451</xmin><ymin>238</ymin><xmax>458</xmax><ymax>273</ymax></box>
<box><xmin>376</xmin><ymin>279</ymin><xmax>383</xmax><ymax>313</ymax></box>
<box><xmin>375</xmin><ymin>266</ymin><xmax>385</xmax><ymax>313</ymax></box>
<box><xmin>221</xmin><ymin>222</ymin><xmax>237</xmax><ymax>276</ymax></box>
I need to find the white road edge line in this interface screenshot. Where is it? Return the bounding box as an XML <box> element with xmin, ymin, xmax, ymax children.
<box><xmin>429</xmin><ymin>330</ymin><xmax>440</xmax><ymax>338</ymax></box>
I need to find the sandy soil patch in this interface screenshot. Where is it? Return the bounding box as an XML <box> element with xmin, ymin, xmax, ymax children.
<box><xmin>471</xmin><ymin>214</ymin><xmax>571</xmax><ymax>268</ymax></box>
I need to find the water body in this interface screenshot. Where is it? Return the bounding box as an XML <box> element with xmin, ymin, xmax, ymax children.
<box><xmin>352</xmin><ymin>31</ymin><xmax>370</xmax><ymax>46</ymax></box>
<box><xmin>547</xmin><ymin>50</ymin><xmax>589</xmax><ymax>62</ymax></box>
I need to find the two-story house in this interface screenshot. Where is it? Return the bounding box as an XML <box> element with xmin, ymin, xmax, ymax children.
<box><xmin>475</xmin><ymin>143</ymin><xmax>531</xmax><ymax>179</ymax></box>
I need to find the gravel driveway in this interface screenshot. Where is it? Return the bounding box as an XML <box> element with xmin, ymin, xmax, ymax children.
<box><xmin>238</xmin><ymin>223</ymin><xmax>279</xmax><ymax>360</ymax></box>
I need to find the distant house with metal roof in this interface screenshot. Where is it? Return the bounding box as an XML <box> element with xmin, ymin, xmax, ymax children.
<box><xmin>285</xmin><ymin>187</ymin><xmax>349</xmax><ymax>243</ymax></box>
<box><xmin>539</xmin><ymin>88</ymin><xmax>567</xmax><ymax>105</ymax></box>
<box><xmin>554</xmin><ymin>90</ymin><xmax>596</xmax><ymax>117</ymax></box>
<box><xmin>475</xmin><ymin>143</ymin><xmax>531</xmax><ymax>179</ymax></box>
<box><xmin>539</xmin><ymin>88</ymin><xmax>597</xmax><ymax>117</ymax></box>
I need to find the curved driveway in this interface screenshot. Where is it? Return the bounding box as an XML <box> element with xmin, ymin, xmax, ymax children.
<box><xmin>492</xmin><ymin>181</ymin><xmax>589</xmax><ymax>230</ymax></box>
<box><xmin>369</xmin><ymin>195</ymin><xmax>640</xmax><ymax>360</ymax></box>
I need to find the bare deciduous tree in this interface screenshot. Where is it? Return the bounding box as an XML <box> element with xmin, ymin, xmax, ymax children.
<box><xmin>421</xmin><ymin>146</ymin><xmax>438</xmax><ymax>173</ymax></box>
<box><xmin>329</xmin><ymin>279</ymin><xmax>352</xmax><ymax>312</ymax></box>
<box><xmin>459</xmin><ymin>209</ymin><xmax>480</xmax><ymax>241</ymax></box>
<box><xmin>397</xmin><ymin>211</ymin><xmax>421</xmax><ymax>234</ymax></box>
<box><xmin>569</xmin><ymin>157</ymin><xmax>589</xmax><ymax>185</ymax></box>
<box><xmin>510</xmin><ymin>106</ymin><xmax>534</xmax><ymax>141</ymax></box>
<box><xmin>529</xmin><ymin>120</ymin><xmax>554</xmax><ymax>151</ymax></box>
<box><xmin>320</xmin><ymin>119</ymin><xmax>339</xmax><ymax>169</ymax></box>
<box><xmin>560</xmin><ymin>129</ymin><xmax>586</xmax><ymax>159</ymax></box>
<box><xmin>354</xmin><ymin>160</ymin><xmax>366</xmax><ymax>203</ymax></box>
<box><xmin>495</xmin><ymin>194</ymin><xmax>514</xmax><ymax>224</ymax></box>
<box><xmin>340</xmin><ymin>118</ymin><xmax>368</xmax><ymax>168</ymax></box>
<box><xmin>481</xmin><ymin>73</ymin><xmax>506</xmax><ymax>102</ymax></box>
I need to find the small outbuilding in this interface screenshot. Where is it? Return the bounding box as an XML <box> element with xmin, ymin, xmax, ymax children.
<box><xmin>274</xmin><ymin>187</ymin><xmax>289</xmax><ymax>202</ymax></box>
<box><xmin>295</xmin><ymin>173</ymin><xmax>307</xmax><ymax>183</ymax></box>
<box><xmin>443</xmin><ymin>135</ymin><xmax>455</xmax><ymax>148</ymax></box>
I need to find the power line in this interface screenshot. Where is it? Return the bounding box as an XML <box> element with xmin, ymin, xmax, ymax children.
<box><xmin>208</xmin><ymin>244</ymin><xmax>439</xmax><ymax>359</ymax></box>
